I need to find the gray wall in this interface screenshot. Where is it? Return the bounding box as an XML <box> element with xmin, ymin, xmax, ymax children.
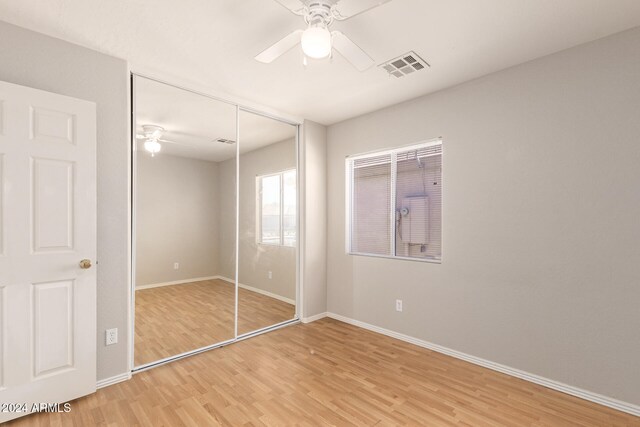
<box><xmin>216</xmin><ymin>155</ymin><xmax>237</xmax><ymax>281</ymax></box>
<box><xmin>0</xmin><ymin>21</ymin><xmax>129</xmax><ymax>381</ymax></box>
<box><xmin>326</xmin><ymin>27</ymin><xmax>640</xmax><ymax>405</ymax></box>
<box><xmin>219</xmin><ymin>139</ymin><xmax>297</xmax><ymax>300</ymax></box>
<box><xmin>136</xmin><ymin>154</ymin><xmax>219</xmax><ymax>286</ymax></box>
<box><xmin>301</xmin><ymin>121</ymin><xmax>328</xmax><ymax>319</ymax></box>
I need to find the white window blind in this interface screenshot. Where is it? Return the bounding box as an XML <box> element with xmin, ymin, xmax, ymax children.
<box><xmin>351</xmin><ymin>154</ymin><xmax>392</xmax><ymax>256</ymax></box>
<box><xmin>395</xmin><ymin>144</ymin><xmax>442</xmax><ymax>260</ymax></box>
<box><xmin>346</xmin><ymin>140</ymin><xmax>442</xmax><ymax>262</ymax></box>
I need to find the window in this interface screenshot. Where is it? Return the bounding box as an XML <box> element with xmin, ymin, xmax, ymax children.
<box><xmin>346</xmin><ymin>139</ymin><xmax>442</xmax><ymax>262</ymax></box>
<box><xmin>257</xmin><ymin>169</ymin><xmax>296</xmax><ymax>246</ymax></box>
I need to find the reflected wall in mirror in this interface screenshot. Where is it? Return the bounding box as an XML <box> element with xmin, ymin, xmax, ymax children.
<box><xmin>237</xmin><ymin>111</ymin><xmax>297</xmax><ymax>335</ymax></box>
<box><xmin>134</xmin><ymin>76</ymin><xmax>237</xmax><ymax>367</ymax></box>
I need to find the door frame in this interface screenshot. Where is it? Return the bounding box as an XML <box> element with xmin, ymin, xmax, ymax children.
<box><xmin>128</xmin><ymin>72</ymin><xmax>304</xmax><ymax>372</ymax></box>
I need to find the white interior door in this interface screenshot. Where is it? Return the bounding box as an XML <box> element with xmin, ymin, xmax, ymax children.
<box><xmin>0</xmin><ymin>80</ymin><xmax>96</xmax><ymax>422</ymax></box>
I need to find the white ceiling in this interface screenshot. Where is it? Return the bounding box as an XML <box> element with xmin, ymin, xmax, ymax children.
<box><xmin>2</xmin><ymin>0</ymin><xmax>640</xmax><ymax>125</ymax></box>
<box><xmin>135</xmin><ymin>76</ymin><xmax>296</xmax><ymax>162</ymax></box>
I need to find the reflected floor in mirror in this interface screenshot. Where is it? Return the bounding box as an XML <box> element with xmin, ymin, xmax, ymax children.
<box><xmin>134</xmin><ymin>279</ymin><xmax>295</xmax><ymax>367</ymax></box>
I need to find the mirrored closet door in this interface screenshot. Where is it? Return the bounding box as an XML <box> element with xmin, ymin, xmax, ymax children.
<box><xmin>132</xmin><ymin>75</ymin><xmax>299</xmax><ymax>369</ymax></box>
<box><xmin>133</xmin><ymin>76</ymin><xmax>237</xmax><ymax>368</ymax></box>
<box><xmin>237</xmin><ymin>110</ymin><xmax>298</xmax><ymax>335</ymax></box>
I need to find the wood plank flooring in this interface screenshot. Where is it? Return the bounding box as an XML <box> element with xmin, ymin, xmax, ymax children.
<box><xmin>135</xmin><ymin>279</ymin><xmax>295</xmax><ymax>366</ymax></box>
<box><xmin>8</xmin><ymin>318</ymin><xmax>640</xmax><ymax>426</ymax></box>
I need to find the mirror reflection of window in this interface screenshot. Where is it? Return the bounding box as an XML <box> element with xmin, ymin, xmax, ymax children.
<box><xmin>260</xmin><ymin>174</ymin><xmax>281</xmax><ymax>245</ymax></box>
<box><xmin>238</xmin><ymin>109</ymin><xmax>297</xmax><ymax>336</ymax></box>
<box><xmin>258</xmin><ymin>169</ymin><xmax>296</xmax><ymax>247</ymax></box>
<box><xmin>283</xmin><ymin>170</ymin><xmax>297</xmax><ymax>247</ymax></box>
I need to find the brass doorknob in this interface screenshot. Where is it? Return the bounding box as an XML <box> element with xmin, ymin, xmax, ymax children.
<box><xmin>79</xmin><ymin>259</ymin><xmax>92</xmax><ymax>269</ymax></box>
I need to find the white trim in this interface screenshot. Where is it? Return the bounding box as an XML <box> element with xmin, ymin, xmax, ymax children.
<box><xmin>326</xmin><ymin>313</ymin><xmax>640</xmax><ymax>418</ymax></box>
<box><xmin>96</xmin><ymin>372</ymin><xmax>131</xmax><ymax>389</ymax></box>
<box><xmin>389</xmin><ymin>151</ymin><xmax>397</xmax><ymax>255</ymax></box>
<box><xmin>234</xmin><ymin>105</ymin><xmax>240</xmax><ymax>339</ymax></box>
<box><xmin>127</xmin><ymin>68</ymin><xmax>134</xmax><ymax>375</ymax></box>
<box><xmin>135</xmin><ymin>276</ymin><xmax>218</xmax><ymax>290</ymax></box>
<box><xmin>301</xmin><ymin>312</ymin><xmax>327</xmax><ymax>324</ymax></box>
<box><xmin>217</xmin><ymin>276</ymin><xmax>295</xmax><ymax>305</ymax></box>
<box><xmin>296</xmin><ymin>123</ymin><xmax>304</xmax><ymax>320</ymax></box>
<box><xmin>130</xmin><ymin>71</ymin><xmax>302</xmax><ymax>125</ymax></box>
<box><xmin>349</xmin><ymin>251</ymin><xmax>442</xmax><ymax>264</ymax></box>
<box><xmin>346</xmin><ymin>138</ymin><xmax>442</xmax><ymax>161</ymax></box>
<box><xmin>238</xmin><ymin>283</ymin><xmax>295</xmax><ymax>305</ymax></box>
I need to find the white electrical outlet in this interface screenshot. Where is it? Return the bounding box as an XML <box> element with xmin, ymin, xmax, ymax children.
<box><xmin>268</xmin><ymin>271</ymin><xmax>272</xmax><ymax>279</ymax></box>
<box><xmin>106</xmin><ymin>328</ymin><xmax>118</xmax><ymax>346</ymax></box>
<box><xmin>174</xmin><ymin>262</ymin><xmax>179</xmax><ymax>270</ymax></box>
<box><xmin>396</xmin><ymin>299</ymin><xmax>403</xmax><ymax>312</ymax></box>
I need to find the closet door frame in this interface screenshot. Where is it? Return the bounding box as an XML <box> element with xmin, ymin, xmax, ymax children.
<box><xmin>128</xmin><ymin>73</ymin><xmax>302</xmax><ymax>373</ymax></box>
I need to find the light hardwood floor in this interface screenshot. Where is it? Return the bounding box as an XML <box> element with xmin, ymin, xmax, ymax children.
<box><xmin>8</xmin><ymin>318</ymin><xmax>640</xmax><ymax>426</ymax></box>
<box><xmin>135</xmin><ymin>279</ymin><xmax>295</xmax><ymax>366</ymax></box>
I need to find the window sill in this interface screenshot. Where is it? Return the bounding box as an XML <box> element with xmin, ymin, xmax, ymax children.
<box><xmin>348</xmin><ymin>251</ymin><xmax>441</xmax><ymax>264</ymax></box>
<box><xmin>258</xmin><ymin>242</ymin><xmax>296</xmax><ymax>249</ymax></box>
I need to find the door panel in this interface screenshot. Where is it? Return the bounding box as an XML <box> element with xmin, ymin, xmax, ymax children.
<box><xmin>237</xmin><ymin>110</ymin><xmax>297</xmax><ymax>336</ymax></box>
<box><xmin>0</xmin><ymin>154</ymin><xmax>4</xmax><ymax>256</ymax></box>
<box><xmin>30</xmin><ymin>106</ymin><xmax>76</xmax><ymax>145</ymax></box>
<box><xmin>31</xmin><ymin>158</ymin><xmax>75</xmax><ymax>252</ymax></box>
<box><xmin>0</xmin><ymin>80</ymin><xmax>96</xmax><ymax>423</ymax></box>
<box><xmin>133</xmin><ymin>75</ymin><xmax>237</xmax><ymax>368</ymax></box>
<box><xmin>0</xmin><ymin>101</ymin><xmax>4</xmax><ymax>134</ymax></box>
<box><xmin>32</xmin><ymin>280</ymin><xmax>74</xmax><ymax>377</ymax></box>
<box><xmin>0</xmin><ymin>286</ymin><xmax>4</xmax><ymax>389</ymax></box>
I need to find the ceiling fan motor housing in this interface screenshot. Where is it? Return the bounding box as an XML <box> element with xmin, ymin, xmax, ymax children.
<box><xmin>142</xmin><ymin>124</ymin><xmax>165</xmax><ymax>140</ymax></box>
<box><xmin>305</xmin><ymin>1</ymin><xmax>334</xmax><ymax>27</ymax></box>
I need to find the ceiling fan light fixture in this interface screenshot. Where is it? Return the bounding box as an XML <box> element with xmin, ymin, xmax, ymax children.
<box><xmin>301</xmin><ymin>26</ymin><xmax>332</xmax><ymax>59</ymax></box>
<box><xmin>144</xmin><ymin>139</ymin><xmax>162</xmax><ymax>156</ymax></box>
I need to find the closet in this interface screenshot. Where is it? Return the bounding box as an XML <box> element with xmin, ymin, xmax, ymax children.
<box><xmin>132</xmin><ymin>75</ymin><xmax>299</xmax><ymax>369</ymax></box>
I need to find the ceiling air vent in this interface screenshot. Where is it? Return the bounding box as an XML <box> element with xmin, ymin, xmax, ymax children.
<box><xmin>380</xmin><ymin>51</ymin><xmax>430</xmax><ymax>78</ymax></box>
<box><xmin>215</xmin><ymin>138</ymin><xmax>236</xmax><ymax>144</ymax></box>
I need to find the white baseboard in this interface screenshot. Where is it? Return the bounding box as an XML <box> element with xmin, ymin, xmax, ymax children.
<box><xmin>136</xmin><ymin>276</ymin><xmax>218</xmax><ymax>290</ymax></box>
<box><xmin>302</xmin><ymin>312</ymin><xmax>327</xmax><ymax>323</ymax></box>
<box><xmin>216</xmin><ymin>276</ymin><xmax>295</xmax><ymax>305</ymax></box>
<box><xmin>96</xmin><ymin>372</ymin><xmax>131</xmax><ymax>389</ymax></box>
<box><xmin>137</xmin><ymin>276</ymin><xmax>295</xmax><ymax>305</ymax></box>
<box><xmin>238</xmin><ymin>283</ymin><xmax>296</xmax><ymax>305</ymax></box>
<box><xmin>326</xmin><ymin>312</ymin><xmax>640</xmax><ymax>418</ymax></box>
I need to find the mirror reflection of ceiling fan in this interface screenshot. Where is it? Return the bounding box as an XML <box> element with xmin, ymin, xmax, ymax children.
<box><xmin>255</xmin><ymin>0</ymin><xmax>392</xmax><ymax>71</ymax></box>
<box><xmin>136</xmin><ymin>125</ymin><xmax>173</xmax><ymax>156</ymax></box>
<box><xmin>136</xmin><ymin>125</ymin><xmax>236</xmax><ymax>157</ymax></box>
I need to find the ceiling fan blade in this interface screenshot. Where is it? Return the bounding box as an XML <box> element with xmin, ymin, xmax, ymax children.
<box><xmin>158</xmin><ymin>139</ymin><xmax>183</xmax><ymax>145</ymax></box>
<box><xmin>272</xmin><ymin>0</ymin><xmax>307</xmax><ymax>15</ymax></box>
<box><xmin>333</xmin><ymin>0</ymin><xmax>391</xmax><ymax>20</ymax></box>
<box><xmin>331</xmin><ymin>31</ymin><xmax>375</xmax><ymax>71</ymax></box>
<box><xmin>255</xmin><ymin>29</ymin><xmax>303</xmax><ymax>63</ymax></box>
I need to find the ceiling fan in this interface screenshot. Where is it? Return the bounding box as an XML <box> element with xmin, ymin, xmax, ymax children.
<box><xmin>136</xmin><ymin>125</ymin><xmax>175</xmax><ymax>156</ymax></box>
<box><xmin>255</xmin><ymin>0</ymin><xmax>391</xmax><ymax>71</ymax></box>
<box><xmin>136</xmin><ymin>125</ymin><xmax>236</xmax><ymax>156</ymax></box>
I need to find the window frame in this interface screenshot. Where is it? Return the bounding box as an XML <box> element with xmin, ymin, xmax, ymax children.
<box><xmin>345</xmin><ymin>138</ymin><xmax>442</xmax><ymax>264</ymax></box>
<box><xmin>257</xmin><ymin>168</ymin><xmax>297</xmax><ymax>248</ymax></box>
